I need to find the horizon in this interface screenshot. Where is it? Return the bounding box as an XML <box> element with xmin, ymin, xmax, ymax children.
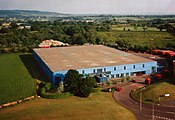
<box><xmin>0</xmin><ymin>9</ymin><xmax>175</xmax><ymax>16</ymax></box>
<box><xmin>0</xmin><ymin>0</ymin><xmax>175</xmax><ymax>15</ymax></box>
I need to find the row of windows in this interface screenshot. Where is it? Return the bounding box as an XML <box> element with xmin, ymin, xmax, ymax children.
<box><xmin>114</xmin><ymin>64</ymin><xmax>145</xmax><ymax>71</ymax></box>
<box><xmin>82</xmin><ymin>64</ymin><xmax>145</xmax><ymax>74</ymax></box>
<box><xmin>111</xmin><ymin>73</ymin><xmax>129</xmax><ymax>78</ymax></box>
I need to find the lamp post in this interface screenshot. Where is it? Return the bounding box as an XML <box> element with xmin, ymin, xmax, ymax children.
<box><xmin>153</xmin><ymin>94</ymin><xmax>170</xmax><ymax>120</ymax></box>
<box><xmin>140</xmin><ymin>87</ymin><xmax>145</xmax><ymax>115</ymax></box>
<box><xmin>159</xmin><ymin>93</ymin><xmax>170</xmax><ymax>103</ymax></box>
<box><xmin>152</xmin><ymin>102</ymin><xmax>154</xmax><ymax>120</ymax></box>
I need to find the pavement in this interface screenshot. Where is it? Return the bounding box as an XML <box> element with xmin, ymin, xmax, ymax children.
<box><xmin>112</xmin><ymin>83</ymin><xmax>175</xmax><ymax>120</ymax></box>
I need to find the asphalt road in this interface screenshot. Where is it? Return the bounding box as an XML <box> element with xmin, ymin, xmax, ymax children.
<box><xmin>112</xmin><ymin>83</ymin><xmax>175</xmax><ymax>120</ymax></box>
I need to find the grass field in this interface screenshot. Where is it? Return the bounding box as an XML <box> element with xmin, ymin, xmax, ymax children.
<box><xmin>0</xmin><ymin>92</ymin><xmax>136</xmax><ymax>120</ymax></box>
<box><xmin>0</xmin><ymin>53</ymin><xmax>43</xmax><ymax>105</ymax></box>
<box><xmin>111</xmin><ymin>25</ymin><xmax>162</xmax><ymax>32</ymax></box>
<box><xmin>99</xmin><ymin>30</ymin><xmax>175</xmax><ymax>50</ymax></box>
<box><xmin>116</xmin><ymin>31</ymin><xmax>175</xmax><ymax>45</ymax></box>
<box><xmin>131</xmin><ymin>82</ymin><xmax>175</xmax><ymax>103</ymax></box>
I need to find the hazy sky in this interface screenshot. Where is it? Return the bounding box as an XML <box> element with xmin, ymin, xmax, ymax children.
<box><xmin>0</xmin><ymin>0</ymin><xmax>175</xmax><ymax>15</ymax></box>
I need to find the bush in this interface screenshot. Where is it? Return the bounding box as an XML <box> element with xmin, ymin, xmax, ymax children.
<box><xmin>126</xmin><ymin>76</ymin><xmax>132</xmax><ymax>81</ymax></box>
<box><xmin>64</xmin><ymin>69</ymin><xmax>97</xmax><ymax>97</ymax></box>
<box><xmin>39</xmin><ymin>82</ymin><xmax>71</xmax><ymax>99</ymax></box>
<box><xmin>102</xmin><ymin>88</ymin><xmax>109</xmax><ymax>92</ymax></box>
<box><xmin>102</xmin><ymin>87</ymin><xmax>116</xmax><ymax>92</ymax></box>
<box><xmin>107</xmin><ymin>80</ymin><xmax>112</xmax><ymax>86</ymax></box>
<box><xmin>92</xmin><ymin>87</ymin><xmax>102</xmax><ymax>93</ymax></box>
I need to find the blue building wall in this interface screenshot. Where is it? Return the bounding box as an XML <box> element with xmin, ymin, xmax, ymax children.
<box><xmin>52</xmin><ymin>61</ymin><xmax>157</xmax><ymax>84</ymax></box>
<box><xmin>33</xmin><ymin>50</ymin><xmax>157</xmax><ymax>85</ymax></box>
<box><xmin>33</xmin><ymin>51</ymin><xmax>54</xmax><ymax>84</ymax></box>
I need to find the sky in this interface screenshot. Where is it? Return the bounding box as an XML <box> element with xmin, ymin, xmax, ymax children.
<box><xmin>0</xmin><ymin>0</ymin><xmax>175</xmax><ymax>15</ymax></box>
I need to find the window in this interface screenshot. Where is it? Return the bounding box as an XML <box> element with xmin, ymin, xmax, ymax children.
<box><xmin>105</xmin><ymin>71</ymin><xmax>111</xmax><ymax>74</ymax></box>
<box><xmin>82</xmin><ymin>70</ymin><xmax>85</xmax><ymax>74</ymax></box>
<box><xmin>121</xmin><ymin>73</ymin><xmax>124</xmax><ymax>77</ymax></box>
<box><xmin>114</xmin><ymin>67</ymin><xmax>116</xmax><ymax>71</ymax></box>
<box><xmin>93</xmin><ymin>69</ymin><xmax>96</xmax><ymax>73</ymax></box>
<box><xmin>116</xmin><ymin>74</ymin><xmax>119</xmax><ymax>78</ymax></box>
<box><xmin>111</xmin><ymin>74</ymin><xmax>114</xmax><ymax>78</ymax></box>
<box><xmin>104</xmin><ymin>68</ymin><xmax>106</xmax><ymax>72</ymax></box>
<box><xmin>124</xmin><ymin>66</ymin><xmax>126</xmax><ymax>70</ymax></box>
<box><xmin>126</xmin><ymin>73</ymin><xmax>129</xmax><ymax>76</ymax></box>
<box><xmin>143</xmin><ymin>64</ymin><xmax>145</xmax><ymax>68</ymax></box>
<box><xmin>133</xmin><ymin>65</ymin><xmax>135</xmax><ymax>69</ymax></box>
<box><xmin>97</xmin><ymin>68</ymin><xmax>102</xmax><ymax>73</ymax></box>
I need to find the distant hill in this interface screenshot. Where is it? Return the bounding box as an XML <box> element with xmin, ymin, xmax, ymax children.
<box><xmin>0</xmin><ymin>10</ymin><xmax>70</xmax><ymax>18</ymax></box>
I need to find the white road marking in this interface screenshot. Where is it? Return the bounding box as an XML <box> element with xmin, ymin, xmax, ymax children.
<box><xmin>154</xmin><ymin>115</ymin><xmax>174</xmax><ymax>120</ymax></box>
<box><xmin>166</xmin><ymin>112</ymin><xmax>175</xmax><ymax>115</ymax></box>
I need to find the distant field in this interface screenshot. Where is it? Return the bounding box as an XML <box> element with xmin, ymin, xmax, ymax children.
<box><xmin>116</xmin><ymin>31</ymin><xmax>175</xmax><ymax>45</ymax></box>
<box><xmin>99</xmin><ymin>30</ymin><xmax>175</xmax><ymax>50</ymax></box>
<box><xmin>0</xmin><ymin>92</ymin><xmax>136</xmax><ymax>120</ymax></box>
<box><xmin>0</xmin><ymin>53</ymin><xmax>42</xmax><ymax>105</ymax></box>
<box><xmin>111</xmin><ymin>25</ymin><xmax>165</xmax><ymax>32</ymax></box>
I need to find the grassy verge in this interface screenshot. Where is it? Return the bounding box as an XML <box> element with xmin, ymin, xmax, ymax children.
<box><xmin>0</xmin><ymin>92</ymin><xmax>136</xmax><ymax>120</ymax></box>
<box><xmin>0</xmin><ymin>53</ymin><xmax>43</xmax><ymax>105</ymax></box>
<box><xmin>131</xmin><ymin>82</ymin><xmax>175</xmax><ymax>103</ymax></box>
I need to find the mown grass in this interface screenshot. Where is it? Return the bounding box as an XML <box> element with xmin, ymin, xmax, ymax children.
<box><xmin>0</xmin><ymin>53</ymin><xmax>39</xmax><ymax>105</ymax></box>
<box><xmin>0</xmin><ymin>92</ymin><xmax>136</xmax><ymax>120</ymax></box>
<box><xmin>131</xmin><ymin>82</ymin><xmax>175</xmax><ymax>103</ymax></box>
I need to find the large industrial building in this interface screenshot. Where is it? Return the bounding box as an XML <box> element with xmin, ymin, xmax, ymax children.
<box><xmin>33</xmin><ymin>45</ymin><xmax>157</xmax><ymax>85</ymax></box>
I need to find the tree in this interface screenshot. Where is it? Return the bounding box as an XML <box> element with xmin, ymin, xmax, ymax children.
<box><xmin>123</xmin><ymin>27</ymin><xmax>126</xmax><ymax>31</ymax></box>
<box><xmin>64</xmin><ymin>69</ymin><xmax>96</xmax><ymax>97</ymax></box>
<box><xmin>143</xmin><ymin>26</ymin><xmax>148</xmax><ymax>31</ymax></box>
<box><xmin>64</xmin><ymin>69</ymin><xmax>81</xmax><ymax>93</ymax></box>
<box><xmin>10</xmin><ymin>22</ymin><xmax>18</xmax><ymax>29</ymax></box>
<box><xmin>72</xmin><ymin>33</ymin><xmax>87</xmax><ymax>45</ymax></box>
<box><xmin>157</xmin><ymin>25</ymin><xmax>165</xmax><ymax>31</ymax></box>
<box><xmin>76</xmin><ymin>77</ymin><xmax>96</xmax><ymax>97</ymax></box>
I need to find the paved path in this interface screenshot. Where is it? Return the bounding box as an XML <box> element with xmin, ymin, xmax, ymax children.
<box><xmin>112</xmin><ymin>83</ymin><xmax>175</xmax><ymax>120</ymax></box>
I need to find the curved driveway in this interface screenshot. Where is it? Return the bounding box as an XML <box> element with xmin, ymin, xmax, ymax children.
<box><xmin>112</xmin><ymin>83</ymin><xmax>175</xmax><ymax>120</ymax></box>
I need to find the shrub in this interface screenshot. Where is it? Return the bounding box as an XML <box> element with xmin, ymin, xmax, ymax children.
<box><xmin>102</xmin><ymin>80</ymin><xmax>105</xmax><ymax>86</ymax></box>
<box><xmin>121</xmin><ymin>77</ymin><xmax>125</xmax><ymax>82</ymax></box>
<box><xmin>64</xmin><ymin>69</ymin><xmax>97</xmax><ymax>98</ymax></box>
<box><xmin>102</xmin><ymin>88</ymin><xmax>109</xmax><ymax>92</ymax></box>
<box><xmin>112</xmin><ymin>80</ymin><xmax>118</xmax><ymax>85</ymax></box>
<box><xmin>39</xmin><ymin>82</ymin><xmax>71</xmax><ymax>99</ymax></box>
<box><xmin>92</xmin><ymin>87</ymin><xmax>102</xmax><ymax>93</ymax></box>
<box><xmin>107</xmin><ymin>80</ymin><xmax>112</xmax><ymax>86</ymax></box>
<box><xmin>111</xmin><ymin>87</ymin><xmax>116</xmax><ymax>92</ymax></box>
<box><xmin>126</xmin><ymin>76</ymin><xmax>132</xmax><ymax>81</ymax></box>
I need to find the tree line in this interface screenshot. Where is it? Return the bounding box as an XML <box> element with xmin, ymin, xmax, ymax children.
<box><xmin>0</xmin><ymin>19</ymin><xmax>175</xmax><ymax>53</ymax></box>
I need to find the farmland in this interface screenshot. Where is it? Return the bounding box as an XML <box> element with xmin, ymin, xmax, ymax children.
<box><xmin>0</xmin><ymin>53</ymin><xmax>39</xmax><ymax>105</ymax></box>
<box><xmin>0</xmin><ymin>92</ymin><xmax>136</xmax><ymax>120</ymax></box>
<box><xmin>111</xmin><ymin>25</ymin><xmax>163</xmax><ymax>32</ymax></box>
<box><xmin>99</xmin><ymin>29</ymin><xmax>175</xmax><ymax>51</ymax></box>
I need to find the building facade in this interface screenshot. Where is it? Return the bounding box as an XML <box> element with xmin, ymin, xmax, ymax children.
<box><xmin>33</xmin><ymin>45</ymin><xmax>157</xmax><ymax>86</ymax></box>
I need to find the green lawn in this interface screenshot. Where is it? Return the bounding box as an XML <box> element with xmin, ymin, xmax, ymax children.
<box><xmin>0</xmin><ymin>53</ymin><xmax>42</xmax><ymax>105</ymax></box>
<box><xmin>0</xmin><ymin>92</ymin><xmax>136</xmax><ymax>120</ymax></box>
<box><xmin>131</xmin><ymin>82</ymin><xmax>175</xmax><ymax>103</ymax></box>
